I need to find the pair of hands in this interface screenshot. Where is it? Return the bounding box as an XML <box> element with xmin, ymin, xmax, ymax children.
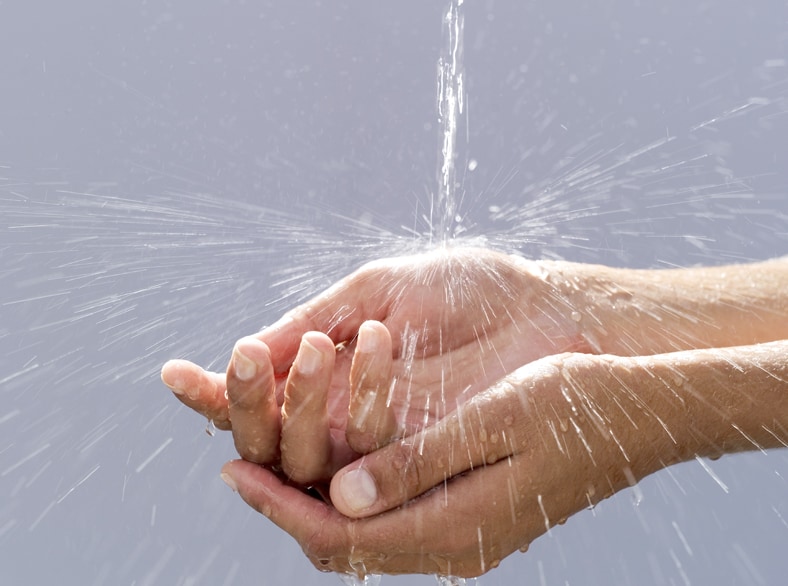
<box><xmin>161</xmin><ymin>247</ymin><xmax>788</xmax><ymax>577</ymax></box>
<box><xmin>163</xmin><ymin>247</ymin><xmax>603</xmax><ymax>576</ymax></box>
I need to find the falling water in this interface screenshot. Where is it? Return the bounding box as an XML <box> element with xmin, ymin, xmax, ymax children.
<box><xmin>433</xmin><ymin>0</ymin><xmax>466</xmax><ymax>244</ymax></box>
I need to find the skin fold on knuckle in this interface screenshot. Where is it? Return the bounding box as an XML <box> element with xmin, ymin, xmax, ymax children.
<box><xmin>227</xmin><ymin>381</ymin><xmax>267</xmax><ymax>412</ymax></box>
<box><xmin>391</xmin><ymin>443</ymin><xmax>434</xmax><ymax>501</ymax></box>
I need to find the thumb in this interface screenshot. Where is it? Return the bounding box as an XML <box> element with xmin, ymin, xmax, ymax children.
<box><xmin>329</xmin><ymin>384</ymin><xmax>522</xmax><ymax>518</ymax></box>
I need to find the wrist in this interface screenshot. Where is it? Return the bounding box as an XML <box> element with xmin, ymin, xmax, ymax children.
<box><xmin>518</xmin><ymin>259</ymin><xmax>629</xmax><ymax>355</ymax></box>
<box><xmin>544</xmin><ymin>352</ymin><xmax>690</xmax><ymax>485</ymax></box>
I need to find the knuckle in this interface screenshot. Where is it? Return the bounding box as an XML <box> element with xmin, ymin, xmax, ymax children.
<box><xmin>227</xmin><ymin>382</ymin><xmax>257</xmax><ymax>410</ymax></box>
<box><xmin>392</xmin><ymin>444</ymin><xmax>434</xmax><ymax>496</ymax></box>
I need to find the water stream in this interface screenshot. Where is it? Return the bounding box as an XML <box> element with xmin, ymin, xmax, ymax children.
<box><xmin>433</xmin><ymin>0</ymin><xmax>466</xmax><ymax>244</ymax></box>
<box><xmin>343</xmin><ymin>3</ymin><xmax>473</xmax><ymax>583</ymax></box>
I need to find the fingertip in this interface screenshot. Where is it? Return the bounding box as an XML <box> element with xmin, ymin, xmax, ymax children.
<box><xmin>330</xmin><ymin>465</ymin><xmax>380</xmax><ymax>518</ymax></box>
<box><xmin>301</xmin><ymin>330</ymin><xmax>335</xmax><ymax>349</ymax></box>
<box><xmin>220</xmin><ymin>470</ymin><xmax>238</xmax><ymax>492</ymax></box>
<box><xmin>221</xmin><ymin>459</ymin><xmax>246</xmax><ymax>480</ymax></box>
<box><xmin>233</xmin><ymin>336</ymin><xmax>270</xmax><ymax>359</ymax></box>
<box><xmin>357</xmin><ymin>320</ymin><xmax>389</xmax><ymax>354</ymax></box>
<box><xmin>161</xmin><ymin>358</ymin><xmax>204</xmax><ymax>398</ymax></box>
<box><xmin>220</xmin><ymin>459</ymin><xmax>257</xmax><ymax>495</ymax></box>
<box><xmin>231</xmin><ymin>337</ymin><xmax>274</xmax><ymax>384</ymax></box>
<box><xmin>293</xmin><ymin>332</ymin><xmax>335</xmax><ymax>377</ymax></box>
<box><xmin>160</xmin><ymin>359</ymin><xmax>186</xmax><ymax>395</ymax></box>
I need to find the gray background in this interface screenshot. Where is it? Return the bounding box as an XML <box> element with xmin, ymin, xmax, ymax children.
<box><xmin>1</xmin><ymin>0</ymin><xmax>787</xmax><ymax>584</ymax></box>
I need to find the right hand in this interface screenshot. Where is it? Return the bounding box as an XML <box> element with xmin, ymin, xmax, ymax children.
<box><xmin>161</xmin><ymin>246</ymin><xmax>590</xmax><ymax>483</ymax></box>
<box><xmin>223</xmin><ymin>341</ymin><xmax>788</xmax><ymax>577</ymax></box>
<box><xmin>218</xmin><ymin>352</ymin><xmax>674</xmax><ymax>577</ymax></box>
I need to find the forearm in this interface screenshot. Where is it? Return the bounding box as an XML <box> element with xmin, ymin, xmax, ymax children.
<box><xmin>542</xmin><ymin>256</ymin><xmax>788</xmax><ymax>355</ymax></box>
<box><xmin>647</xmin><ymin>340</ymin><xmax>788</xmax><ymax>458</ymax></box>
<box><xmin>563</xmin><ymin>340</ymin><xmax>788</xmax><ymax>487</ymax></box>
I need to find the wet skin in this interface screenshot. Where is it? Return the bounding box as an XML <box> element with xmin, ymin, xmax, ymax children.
<box><xmin>162</xmin><ymin>250</ymin><xmax>788</xmax><ymax>576</ymax></box>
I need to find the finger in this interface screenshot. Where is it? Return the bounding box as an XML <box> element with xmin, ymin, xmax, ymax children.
<box><xmin>255</xmin><ymin>268</ymin><xmax>393</xmax><ymax>374</ymax></box>
<box><xmin>331</xmin><ymin>379</ymin><xmax>523</xmax><ymax>518</ymax></box>
<box><xmin>226</xmin><ymin>337</ymin><xmax>281</xmax><ymax>464</ymax></box>
<box><xmin>161</xmin><ymin>359</ymin><xmax>231</xmax><ymax>429</ymax></box>
<box><xmin>346</xmin><ymin>321</ymin><xmax>399</xmax><ymax>453</ymax></box>
<box><xmin>280</xmin><ymin>332</ymin><xmax>336</xmax><ymax>483</ymax></box>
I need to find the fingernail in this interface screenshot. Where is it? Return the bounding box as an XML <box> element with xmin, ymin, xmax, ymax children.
<box><xmin>356</xmin><ymin>322</ymin><xmax>379</xmax><ymax>354</ymax></box>
<box><xmin>221</xmin><ymin>471</ymin><xmax>238</xmax><ymax>492</ymax></box>
<box><xmin>232</xmin><ymin>344</ymin><xmax>257</xmax><ymax>381</ymax></box>
<box><xmin>297</xmin><ymin>339</ymin><xmax>323</xmax><ymax>376</ymax></box>
<box><xmin>338</xmin><ymin>468</ymin><xmax>377</xmax><ymax>512</ymax></box>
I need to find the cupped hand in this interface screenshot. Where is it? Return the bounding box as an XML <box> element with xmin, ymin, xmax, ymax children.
<box><xmin>161</xmin><ymin>246</ymin><xmax>589</xmax><ymax>483</ymax></box>
<box><xmin>219</xmin><ymin>351</ymin><xmax>701</xmax><ymax>577</ymax></box>
<box><xmin>230</xmin><ymin>340</ymin><xmax>788</xmax><ymax>577</ymax></box>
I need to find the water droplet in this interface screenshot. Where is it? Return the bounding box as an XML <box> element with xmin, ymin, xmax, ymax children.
<box><xmin>467</xmin><ymin>159</ymin><xmax>478</xmax><ymax>171</ymax></box>
<box><xmin>438</xmin><ymin>576</ymin><xmax>478</xmax><ymax>586</ymax></box>
<box><xmin>340</xmin><ymin>572</ymin><xmax>382</xmax><ymax>586</ymax></box>
<box><xmin>519</xmin><ymin>543</ymin><xmax>530</xmax><ymax>553</ymax></box>
<box><xmin>489</xmin><ymin>432</ymin><xmax>499</xmax><ymax>444</ymax></box>
<box><xmin>623</xmin><ymin>466</ymin><xmax>644</xmax><ymax>506</ymax></box>
<box><xmin>204</xmin><ymin>419</ymin><xmax>216</xmax><ymax>437</ymax></box>
<box><xmin>435</xmin><ymin>575</ymin><xmax>467</xmax><ymax>586</ymax></box>
<box><xmin>503</xmin><ymin>415</ymin><xmax>514</xmax><ymax>426</ymax></box>
<box><xmin>570</xmin><ymin>310</ymin><xmax>582</xmax><ymax>322</ymax></box>
<box><xmin>559</xmin><ymin>419</ymin><xmax>569</xmax><ymax>433</ymax></box>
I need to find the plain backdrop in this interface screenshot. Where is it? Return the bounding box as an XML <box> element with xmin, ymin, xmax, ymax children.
<box><xmin>1</xmin><ymin>1</ymin><xmax>787</xmax><ymax>584</ymax></box>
